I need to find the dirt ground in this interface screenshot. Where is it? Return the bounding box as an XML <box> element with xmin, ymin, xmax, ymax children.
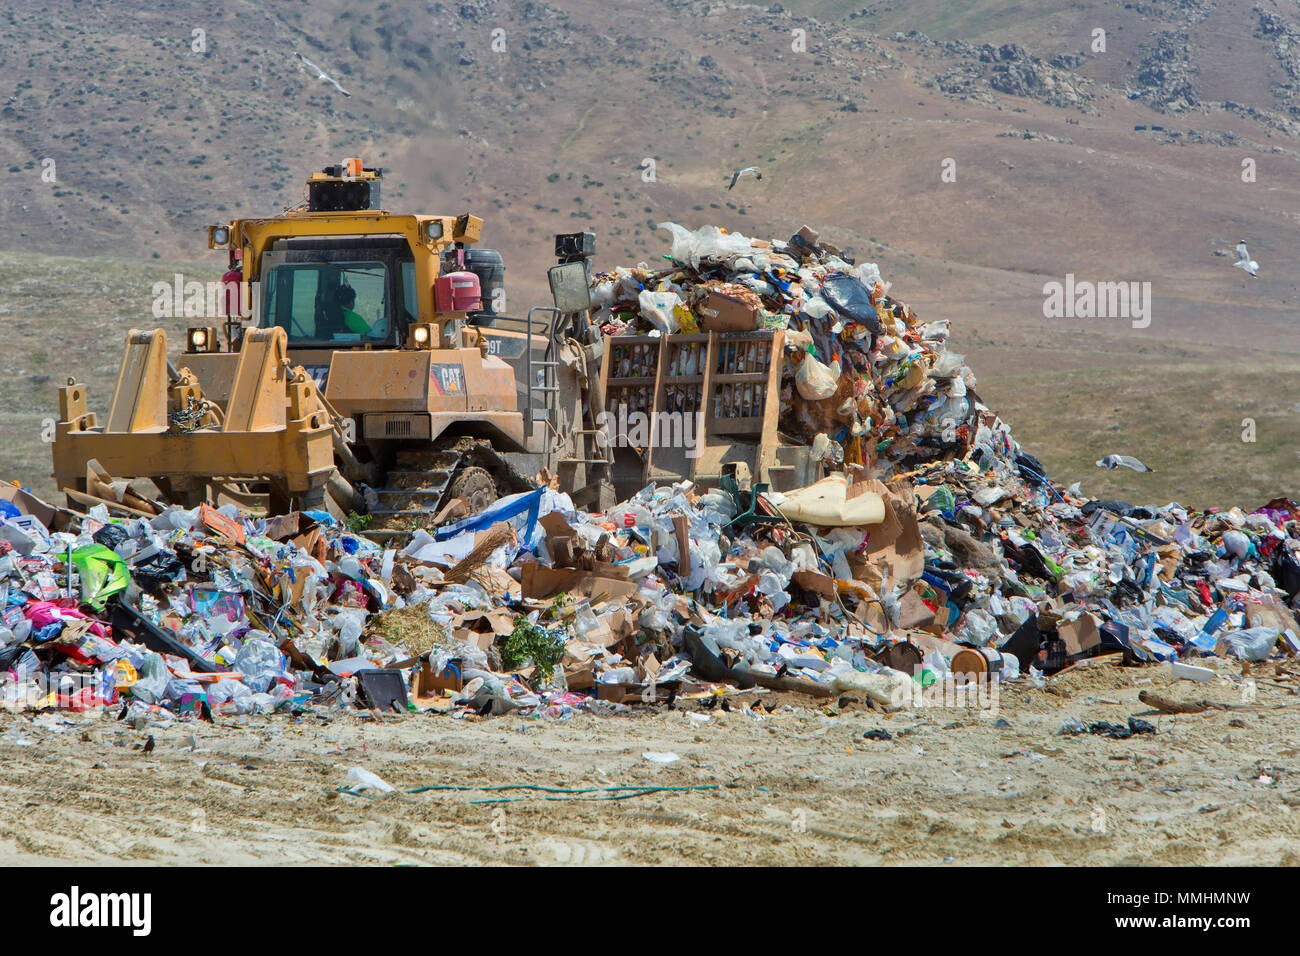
<box><xmin>2</xmin><ymin>659</ymin><xmax>1298</xmax><ymax>867</ymax></box>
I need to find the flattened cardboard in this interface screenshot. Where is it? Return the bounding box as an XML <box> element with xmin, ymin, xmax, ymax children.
<box><xmin>1244</xmin><ymin>599</ymin><xmax>1299</xmax><ymax>635</ymax></box>
<box><xmin>909</xmin><ymin>631</ymin><xmax>964</xmax><ymax>660</ymax></box>
<box><xmin>521</xmin><ymin>562</ymin><xmax>639</xmax><ymax>602</ymax></box>
<box><xmin>540</xmin><ymin>511</ymin><xmax>578</xmax><ymax>539</ymax></box>
<box><xmin>459</xmin><ymin>608</ymin><xmax>516</xmax><ymax>636</ymax></box>
<box><xmin>263</xmin><ymin>512</ymin><xmax>304</xmax><ymax>541</ymax></box>
<box><xmin>791</xmin><ymin>569</ymin><xmax>836</xmax><ymax>599</ymax></box>
<box><xmin>898</xmin><ymin>580</ymin><xmax>944</xmax><ymax>629</ymax></box>
<box><xmin>855</xmin><ymin>479</ymin><xmax>924</xmax><ymax>587</ymax></box>
<box><xmin>673</xmin><ymin>514</ymin><xmax>691</xmax><ymax>571</ymax></box>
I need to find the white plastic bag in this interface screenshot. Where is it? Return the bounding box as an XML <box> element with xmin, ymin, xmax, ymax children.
<box><xmin>794</xmin><ymin>351</ymin><xmax>839</xmax><ymax>401</ymax></box>
<box><xmin>955</xmin><ymin>608</ymin><xmax>999</xmax><ymax>647</ymax></box>
<box><xmin>1217</xmin><ymin>626</ymin><xmax>1278</xmax><ymax>662</ymax></box>
<box><xmin>345</xmin><ymin>767</ymin><xmax>395</xmax><ymax>793</ymax></box>
<box><xmin>658</xmin><ymin>222</ymin><xmax>755</xmax><ymax>268</ymax></box>
<box><xmin>637</xmin><ymin>289</ymin><xmax>682</xmax><ymax>333</ymax></box>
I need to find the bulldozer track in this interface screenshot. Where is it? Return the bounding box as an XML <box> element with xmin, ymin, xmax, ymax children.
<box><xmin>362</xmin><ymin>439</ymin><xmax>534</xmax><ymax>545</ymax></box>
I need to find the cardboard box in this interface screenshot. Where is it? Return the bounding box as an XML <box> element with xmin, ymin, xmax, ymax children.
<box><xmin>411</xmin><ymin>659</ymin><xmax>465</xmax><ymax>698</ymax></box>
<box><xmin>0</xmin><ymin>483</ymin><xmax>66</xmax><ymax>532</ymax></box>
<box><xmin>596</xmin><ymin>681</ymin><xmax>673</xmax><ymax>704</ymax></box>
<box><xmin>694</xmin><ymin>290</ymin><xmax>758</xmax><ymax>332</ymax></box>
<box><xmin>562</xmin><ymin>662</ymin><xmax>597</xmax><ymax>691</ymax></box>
<box><xmin>596</xmin><ymin>682</ymin><xmax>638</xmax><ymax>704</ymax></box>
<box><xmin>1058</xmin><ymin>612</ymin><xmax>1102</xmax><ymax>658</ymax></box>
<box><xmin>520</xmin><ymin>562</ymin><xmax>639</xmax><ymax>602</ymax></box>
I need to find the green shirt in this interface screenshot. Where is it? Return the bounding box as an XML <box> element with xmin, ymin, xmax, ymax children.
<box><xmin>342</xmin><ymin>306</ymin><xmax>369</xmax><ymax>334</ymax></box>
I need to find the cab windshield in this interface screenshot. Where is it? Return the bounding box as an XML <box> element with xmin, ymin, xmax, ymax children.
<box><xmin>263</xmin><ymin>260</ymin><xmax>391</xmax><ymax>344</ymax></box>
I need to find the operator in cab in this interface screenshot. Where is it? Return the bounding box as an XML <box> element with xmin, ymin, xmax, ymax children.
<box><xmin>336</xmin><ymin>284</ymin><xmax>370</xmax><ymax>335</ymax></box>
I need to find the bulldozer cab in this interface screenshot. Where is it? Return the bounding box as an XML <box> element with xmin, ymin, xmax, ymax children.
<box><xmin>260</xmin><ymin>237</ymin><xmax>415</xmax><ymax>348</ymax></box>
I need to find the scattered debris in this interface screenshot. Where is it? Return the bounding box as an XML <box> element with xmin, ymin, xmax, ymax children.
<box><xmin>0</xmin><ymin>224</ymin><xmax>1296</xmax><ymax>733</ymax></box>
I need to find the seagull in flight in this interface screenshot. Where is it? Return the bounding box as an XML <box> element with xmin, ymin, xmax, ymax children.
<box><xmin>294</xmin><ymin>51</ymin><xmax>351</xmax><ymax>97</ymax></box>
<box><xmin>1096</xmin><ymin>454</ymin><xmax>1154</xmax><ymax>473</ymax></box>
<box><xmin>1233</xmin><ymin>239</ymin><xmax>1258</xmax><ymax>277</ymax></box>
<box><xmin>727</xmin><ymin>166</ymin><xmax>762</xmax><ymax>190</ymax></box>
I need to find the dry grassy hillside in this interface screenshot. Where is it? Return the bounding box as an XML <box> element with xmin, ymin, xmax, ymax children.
<box><xmin>0</xmin><ymin>0</ymin><xmax>1296</xmax><ymax>507</ymax></box>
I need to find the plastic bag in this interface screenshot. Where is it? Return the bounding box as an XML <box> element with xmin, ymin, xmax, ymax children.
<box><xmin>1217</xmin><ymin>626</ymin><xmax>1278</xmax><ymax>662</ymax></box>
<box><xmin>830</xmin><ymin>667</ymin><xmax>916</xmax><ymax>708</ymax></box>
<box><xmin>794</xmin><ymin>351</ymin><xmax>839</xmax><ymax>401</ymax></box>
<box><xmin>1220</xmin><ymin>530</ymin><xmax>1252</xmax><ymax>560</ymax></box>
<box><xmin>234</xmin><ymin>634</ymin><xmax>289</xmax><ymax>693</ymax></box>
<box><xmin>345</xmin><ymin>767</ymin><xmax>395</xmax><ymax>793</ymax></box>
<box><xmin>637</xmin><ymin>289</ymin><xmax>682</xmax><ymax>333</ymax></box>
<box><xmin>659</xmin><ymin>222</ymin><xmax>754</xmax><ymax>268</ymax></box>
<box><xmin>955</xmin><ymin>608</ymin><xmax>999</xmax><ymax>647</ymax></box>
<box><xmin>821</xmin><ymin>274</ymin><xmax>883</xmax><ymax>333</ymax></box>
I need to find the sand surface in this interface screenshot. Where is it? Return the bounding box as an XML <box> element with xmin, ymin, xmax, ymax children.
<box><xmin>2</xmin><ymin>659</ymin><xmax>1298</xmax><ymax>866</ymax></box>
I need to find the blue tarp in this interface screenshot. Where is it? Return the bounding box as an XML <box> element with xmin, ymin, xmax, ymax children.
<box><xmin>433</xmin><ymin>487</ymin><xmax>545</xmax><ymax>550</ymax></box>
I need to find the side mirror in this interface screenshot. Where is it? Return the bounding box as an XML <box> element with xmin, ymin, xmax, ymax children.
<box><xmin>548</xmin><ymin>261</ymin><xmax>591</xmax><ymax>313</ymax></box>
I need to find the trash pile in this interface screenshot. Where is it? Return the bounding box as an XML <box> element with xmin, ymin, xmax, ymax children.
<box><xmin>2</xmin><ymin>222</ymin><xmax>1298</xmax><ymax>724</ymax></box>
<box><xmin>590</xmin><ymin>221</ymin><xmax>974</xmax><ymax>471</ymax></box>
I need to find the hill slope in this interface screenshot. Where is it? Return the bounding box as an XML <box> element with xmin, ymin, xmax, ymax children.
<box><xmin>0</xmin><ymin>0</ymin><xmax>1296</xmax><ymax>505</ymax></box>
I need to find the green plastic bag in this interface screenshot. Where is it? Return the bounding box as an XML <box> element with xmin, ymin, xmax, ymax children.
<box><xmin>71</xmin><ymin>544</ymin><xmax>130</xmax><ymax>610</ymax></box>
<box><xmin>927</xmin><ymin>485</ymin><xmax>956</xmax><ymax>513</ymax></box>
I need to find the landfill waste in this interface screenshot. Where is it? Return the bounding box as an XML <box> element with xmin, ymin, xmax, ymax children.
<box><xmin>344</xmin><ymin>767</ymin><xmax>396</xmax><ymax>793</ymax></box>
<box><xmin>2</xmin><ymin>222</ymin><xmax>1298</xmax><ymax>727</ymax></box>
<box><xmin>1087</xmin><ymin>717</ymin><xmax>1158</xmax><ymax>740</ymax></box>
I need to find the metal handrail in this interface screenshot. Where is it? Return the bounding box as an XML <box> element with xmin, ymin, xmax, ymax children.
<box><xmin>525</xmin><ymin>306</ymin><xmax>561</xmax><ymax>451</ymax></box>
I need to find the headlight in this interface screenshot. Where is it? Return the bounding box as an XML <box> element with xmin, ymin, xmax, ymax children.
<box><xmin>208</xmin><ymin>225</ymin><xmax>230</xmax><ymax>248</ymax></box>
<box><xmin>187</xmin><ymin>327</ymin><xmax>217</xmax><ymax>352</ymax></box>
<box><xmin>409</xmin><ymin>323</ymin><xmax>437</xmax><ymax>349</ymax></box>
<box><xmin>424</xmin><ymin>220</ymin><xmax>444</xmax><ymax>242</ymax></box>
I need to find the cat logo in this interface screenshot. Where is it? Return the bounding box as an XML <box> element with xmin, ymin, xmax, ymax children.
<box><xmin>430</xmin><ymin>363</ymin><xmax>465</xmax><ymax>395</ymax></box>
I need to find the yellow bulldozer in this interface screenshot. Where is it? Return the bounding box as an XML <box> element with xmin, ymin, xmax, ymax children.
<box><xmin>50</xmin><ymin>158</ymin><xmax>819</xmax><ymax>539</ymax></box>
<box><xmin>50</xmin><ymin>159</ymin><xmax>614</xmax><ymax>540</ymax></box>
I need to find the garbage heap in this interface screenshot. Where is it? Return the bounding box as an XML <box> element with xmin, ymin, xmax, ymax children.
<box><xmin>2</xmin><ymin>223</ymin><xmax>1299</xmax><ymax>722</ymax></box>
<box><xmin>590</xmin><ymin>222</ymin><xmax>975</xmax><ymax>472</ymax></box>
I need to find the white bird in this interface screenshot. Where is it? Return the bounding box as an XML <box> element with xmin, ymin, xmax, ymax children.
<box><xmin>294</xmin><ymin>51</ymin><xmax>351</xmax><ymax>97</ymax></box>
<box><xmin>727</xmin><ymin>166</ymin><xmax>762</xmax><ymax>190</ymax></box>
<box><xmin>1233</xmin><ymin>239</ymin><xmax>1258</xmax><ymax>277</ymax></box>
<box><xmin>1096</xmin><ymin>454</ymin><xmax>1154</xmax><ymax>473</ymax></box>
